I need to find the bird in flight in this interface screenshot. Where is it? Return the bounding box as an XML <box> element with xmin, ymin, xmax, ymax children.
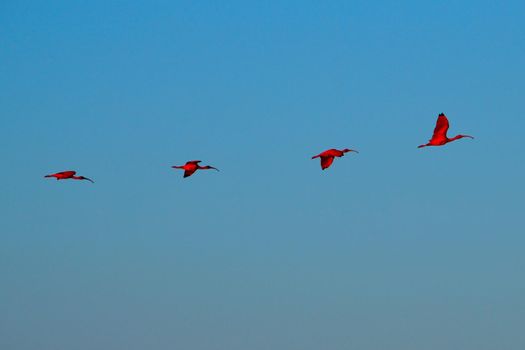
<box><xmin>418</xmin><ymin>113</ymin><xmax>474</xmax><ymax>148</ymax></box>
<box><xmin>172</xmin><ymin>160</ymin><xmax>219</xmax><ymax>178</ymax></box>
<box><xmin>311</xmin><ymin>148</ymin><xmax>358</xmax><ymax>170</ymax></box>
<box><xmin>44</xmin><ymin>170</ymin><xmax>94</xmax><ymax>183</ymax></box>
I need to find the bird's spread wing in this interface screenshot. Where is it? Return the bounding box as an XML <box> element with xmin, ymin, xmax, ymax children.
<box><xmin>431</xmin><ymin>114</ymin><xmax>449</xmax><ymax>140</ymax></box>
<box><xmin>321</xmin><ymin>156</ymin><xmax>334</xmax><ymax>170</ymax></box>
<box><xmin>59</xmin><ymin>171</ymin><xmax>76</xmax><ymax>176</ymax></box>
<box><xmin>184</xmin><ymin>169</ymin><xmax>197</xmax><ymax>178</ymax></box>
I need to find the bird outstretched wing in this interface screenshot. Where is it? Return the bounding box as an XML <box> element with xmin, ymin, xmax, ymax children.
<box><xmin>320</xmin><ymin>156</ymin><xmax>334</xmax><ymax>170</ymax></box>
<box><xmin>430</xmin><ymin>114</ymin><xmax>449</xmax><ymax>141</ymax></box>
<box><xmin>184</xmin><ymin>169</ymin><xmax>197</xmax><ymax>178</ymax></box>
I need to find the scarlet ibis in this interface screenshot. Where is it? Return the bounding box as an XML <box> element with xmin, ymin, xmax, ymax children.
<box><xmin>44</xmin><ymin>170</ymin><xmax>94</xmax><ymax>183</ymax></box>
<box><xmin>418</xmin><ymin>113</ymin><xmax>474</xmax><ymax>148</ymax></box>
<box><xmin>172</xmin><ymin>160</ymin><xmax>219</xmax><ymax>178</ymax></box>
<box><xmin>311</xmin><ymin>148</ymin><xmax>358</xmax><ymax>170</ymax></box>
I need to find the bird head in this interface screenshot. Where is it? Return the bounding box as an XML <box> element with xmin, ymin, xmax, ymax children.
<box><xmin>79</xmin><ymin>176</ymin><xmax>95</xmax><ymax>183</ymax></box>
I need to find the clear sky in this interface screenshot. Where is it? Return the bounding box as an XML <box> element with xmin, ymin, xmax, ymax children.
<box><xmin>1</xmin><ymin>1</ymin><xmax>524</xmax><ymax>349</ymax></box>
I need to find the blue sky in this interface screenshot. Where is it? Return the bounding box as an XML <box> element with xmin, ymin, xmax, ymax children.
<box><xmin>1</xmin><ymin>1</ymin><xmax>524</xmax><ymax>349</ymax></box>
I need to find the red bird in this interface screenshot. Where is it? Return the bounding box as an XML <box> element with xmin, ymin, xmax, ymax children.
<box><xmin>311</xmin><ymin>148</ymin><xmax>358</xmax><ymax>170</ymax></box>
<box><xmin>44</xmin><ymin>170</ymin><xmax>94</xmax><ymax>183</ymax></box>
<box><xmin>418</xmin><ymin>113</ymin><xmax>474</xmax><ymax>148</ymax></box>
<box><xmin>172</xmin><ymin>160</ymin><xmax>219</xmax><ymax>178</ymax></box>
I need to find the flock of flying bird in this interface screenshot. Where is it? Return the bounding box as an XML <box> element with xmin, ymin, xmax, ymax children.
<box><xmin>44</xmin><ymin>113</ymin><xmax>473</xmax><ymax>183</ymax></box>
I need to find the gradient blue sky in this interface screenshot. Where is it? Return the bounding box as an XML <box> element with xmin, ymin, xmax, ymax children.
<box><xmin>1</xmin><ymin>1</ymin><xmax>524</xmax><ymax>349</ymax></box>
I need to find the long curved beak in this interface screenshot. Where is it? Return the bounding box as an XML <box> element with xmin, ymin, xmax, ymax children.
<box><xmin>84</xmin><ymin>177</ymin><xmax>95</xmax><ymax>183</ymax></box>
<box><xmin>463</xmin><ymin>135</ymin><xmax>474</xmax><ymax>139</ymax></box>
